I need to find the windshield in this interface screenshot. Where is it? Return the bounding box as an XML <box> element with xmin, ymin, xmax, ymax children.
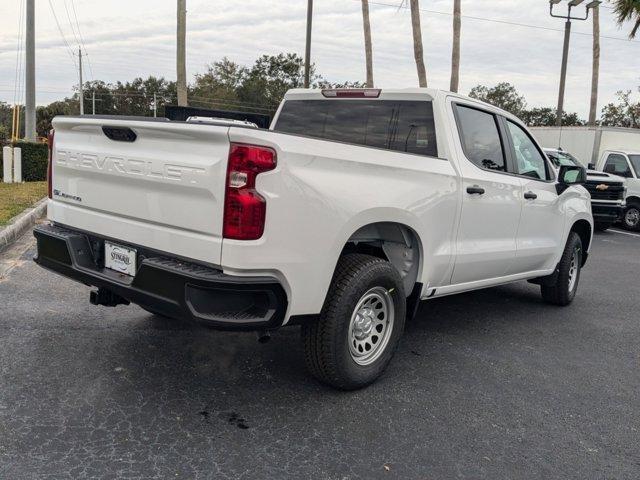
<box><xmin>629</xmin><ymin>155</ymin><xmax>640</xmax><ymax>177</ymax></box>
<box><xmin>546</xmin><ymin>151</ymin><xmax>580</xmax><ymax>168</ymax></box>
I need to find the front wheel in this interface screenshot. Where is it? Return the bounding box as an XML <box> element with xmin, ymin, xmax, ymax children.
<box><xmin>302</xmin><ymin>254</ymin><xmax>406</xmax><ymax>390</ymax></box>
<box><xmin>622</xmin><ymin>203</ymin><xmax>640</xmax><ymax>232</ymax></box>
<box><xmin>541</xmin><ymin>232</ymin><xmax>582</xmax><ymax>306</ymax></box>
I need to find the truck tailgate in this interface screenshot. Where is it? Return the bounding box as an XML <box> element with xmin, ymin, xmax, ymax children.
<box><xmin>49</xmin><ymin>116</ymin><xmax>230</xmax><ymax>265</ymax></box>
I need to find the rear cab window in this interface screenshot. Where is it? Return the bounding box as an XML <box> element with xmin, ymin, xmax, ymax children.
<box><xmin>273</xmin><ymin>99</ymin><xmax>438</xmax><ymax>157</ymax></box>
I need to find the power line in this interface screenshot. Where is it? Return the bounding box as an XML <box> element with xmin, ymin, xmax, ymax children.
<box><xmin>62</xmin><ymin>0</ymin><xmax>81</xmax><ymax>48</ymax></box>
<box><xmin>69</xmin><ymin>0</ymin><xmax>94</xmax><ymax>80</ymax></box>
<box><xmin>363</xmin><ymin>0</ymin><xmax>640</xmax><ymax>44</ymax></box>
<box><xmin>47</xmin><ymin>0</ymin><xmax>78</xmax><ymax>69</ymax></box>
<box><xmin>13</xmin><ymin>0</ymin><xmax>26</xmax><ymax>106</ymax></box>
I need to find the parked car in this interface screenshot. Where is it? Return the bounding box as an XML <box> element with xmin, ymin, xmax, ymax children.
<box><xmin>544</xmin><ymin>148</ymin><xmax>625</xmax><ymax>231</ymax></box>
<box><xmin>34</xmin><ymin>88</ymin><xmax>593</xmax><ymax>389</ymax></box>
<box><xmin>592</xmin><ymin>150</ymin><xmax>640</xmax><ymax>231</ymax></box>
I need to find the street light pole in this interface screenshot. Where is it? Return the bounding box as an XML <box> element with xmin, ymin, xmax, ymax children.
<box><xmin>556</xmin><ymin>17</ymin><xmax>571</xmax><ymax>127</ymax></box>
<box><xmin>549</xmin><ymin>0</ymin><xmax>600</xmax><ymax>127</ymax></box>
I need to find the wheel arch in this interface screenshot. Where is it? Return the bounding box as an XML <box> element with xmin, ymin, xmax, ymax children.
<box><xmin>340</xmin><ymin>221</ymin><xmax>423</xmax><ymax>297</ymax></box>
<box><xmin>625</xmin><ymin>195</ymin><xmax>640</xmax><ymax>206</ymax></box>
<box><xmin>569</xmin><ymin>219</ymin><xmax>592</xmax><ymax>266</ymax></box>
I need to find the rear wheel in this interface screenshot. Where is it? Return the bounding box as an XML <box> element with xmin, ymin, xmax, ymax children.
<box><xmin>622</xmin><ymin>203</ymin><xmax>640</xmax><ymax>231</ymax></box>
<box><xmin>302</xmin><ymin>254</ymin><xmax>406</xmax><ymax>390</ymax></box>
<box><xmin>541</xmin><ymin>232</ymin><xmax>582</xmax><ymax>306</ymax></box>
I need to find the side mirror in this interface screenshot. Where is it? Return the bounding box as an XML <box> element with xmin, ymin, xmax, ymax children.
<box><xmin>557</xmin><ymin>165</ymin><xmax>586</xmax><ymax>194</ymax></box>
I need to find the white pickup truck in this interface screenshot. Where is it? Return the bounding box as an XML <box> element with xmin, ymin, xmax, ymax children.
<box><xmin>35</xmin><ymin>88</ymin><xmax>592</xmax><ymax>389</ymax></box>
<box><xmin>592</xmin><ymin>150</ymin><xmax>640</xmax><ymax>231</ymax></box>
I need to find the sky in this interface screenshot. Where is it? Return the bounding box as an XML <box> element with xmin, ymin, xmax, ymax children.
<box><xmin>0</xmin><ymin>0</ymin><xmax>639</xmax><ymax>119</ymax></box>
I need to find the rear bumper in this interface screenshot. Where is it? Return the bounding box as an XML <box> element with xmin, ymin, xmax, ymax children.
<box><xmin>33</xmin><ymin>223</ymin><xmax>288</xmax><ymax>330</ymax></box>
<box><xmin>591</xmin><ymin>202</ymin><xmax>624</xmax><ymax>224</ymax></box>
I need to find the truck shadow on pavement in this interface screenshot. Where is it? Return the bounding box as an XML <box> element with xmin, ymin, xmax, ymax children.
<box><xmin>104</xmin><ymin>281</ymin><xmax>560</xmax><ymax>400</ymax></box>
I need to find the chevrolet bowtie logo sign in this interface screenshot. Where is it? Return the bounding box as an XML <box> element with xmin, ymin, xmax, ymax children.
<box><xmin>595</xmin><ymin>184</ymin><xmax>609</xmax><ymax>191</ymax></box>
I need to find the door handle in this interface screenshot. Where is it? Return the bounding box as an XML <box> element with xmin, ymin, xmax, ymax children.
<box><xmin>466</xmin><ymin>185</ymin><xmax>485</xmax><ymax>195</ymax></box>
<box><xmin>524</xmin><ymin>191</ymin><xmax>538</xmax><ymax>200</ymax></box>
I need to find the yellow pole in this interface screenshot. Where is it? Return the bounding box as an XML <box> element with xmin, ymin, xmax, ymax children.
<box><xmin>11</xmin><ymin>105</ymin><xmax>17</xmax><ymax>142</ymax></box>
<box><xmin>16</xmin><ymin>105</ymin><xmax>21</xmax><ymax>142</ymax></box>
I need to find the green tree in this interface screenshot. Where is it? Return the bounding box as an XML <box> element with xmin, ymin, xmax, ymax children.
<box><xmin>36</xmin><ymin>101</ymin><xmax>76</xmax><ymax>137</ymax></box>
<box><xmin>600</xmin><ymin>90</ymin><xmax>640</xmax><ymax>128</ymax></box>
<box><xmin>468</xmin><ymin>82</ymin><xmax>527</xmax><ymax>116</ymax></box>
<box><xmin>521</xmin><ymin>107</ymin><xmax>584</xmax><ymax>127</ymax></box>
<box><xmin>0</xmin><ymin>102</ymin><xmax>13</xmax><ymax>142</ymax></box>
<box><xmin>238</xmin><ymin>53</ymin><xmax>312</xmax><ymax>110</ymax></box>
<box><xmin>612</xmin><ymin>0</ymin><xmax>640</xmax><ymax>38</ymax></box>
<box><xmin>190</xmin><ymin>58</ymin><xmax>246</xmax><ymax>110</ymax></box>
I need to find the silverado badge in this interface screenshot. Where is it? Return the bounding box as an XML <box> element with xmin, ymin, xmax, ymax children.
<box><xmin>595</xmin><ymin>184</ymin><xmax>609</xmax><ymax>191</ymax></box>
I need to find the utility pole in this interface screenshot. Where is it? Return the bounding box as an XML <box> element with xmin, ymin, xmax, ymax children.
<box><xmin>25</xmin><ymin>0</ymin><xmax>36</xmax><ymax>141</ymax></box>
<box><xmin>92</xmin><ymin>91</ymin><xmax>96</xmax><ymax>115</ymax></box>
<box><xmin>304</xmin><ymin>0</ymin><xmax>313</xmax><ymax>88</ymax></box>
<box><xmin>78</xmin><ymin>47</ymin><xmax>84</xmax><ymax>115</ymax></box>
<box><xmin>177</xmin><ymin>0</ymin><xmax>188</xmax><ymax>106</ymax></box>
<box><xmin>549</xmin><ymin>0</ymin><xmax>600</xmax><ymax>127</ymax></box>
<box><xmin>153</xmin><ymin>93</ymin><xmax>157</xmax><ymax>117</ymax></box>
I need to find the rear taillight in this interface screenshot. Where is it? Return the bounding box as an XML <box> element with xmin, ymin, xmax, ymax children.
<box><xmin>223</xmin><ymin>143</ymin><xmax>276</xmax><ymax>240</ymax></box>
<box><xmin>47</xmin><ymin>129</ymin><xmax>55</xmax><ymax>199</ymax></box>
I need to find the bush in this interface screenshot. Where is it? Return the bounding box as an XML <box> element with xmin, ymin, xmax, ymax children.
<box><xmin>0</xmin><ymin>141</ymin><xmax>48</xmax><ymax>182</ymax></box>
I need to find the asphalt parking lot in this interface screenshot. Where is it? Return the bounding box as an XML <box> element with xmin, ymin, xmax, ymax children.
<box><xmin>1</xmin><ymin>229</ymin><xmax>639</xmax><ymax>479</ymax></box>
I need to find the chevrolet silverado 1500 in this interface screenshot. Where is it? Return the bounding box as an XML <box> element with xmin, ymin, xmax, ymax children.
<box><xmin>34</xmin><ymin>88</ymin><xmax>593</xmax><ymax>389</ymax></box>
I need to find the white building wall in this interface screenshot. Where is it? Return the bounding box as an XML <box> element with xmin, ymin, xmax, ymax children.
<box><xmin>599</xmin><ymin>129</ymin><xmax>640</xmax><ymax>156</ymax></box>
<box><xmin>530</xmin><ymin>126</ymin><xmax>640</xmax><ymax>167</ymax></box>
<box><xmin>529</xmin><ymin>127</ymin><xmax>598</xmax><ymax>166</ymax></box>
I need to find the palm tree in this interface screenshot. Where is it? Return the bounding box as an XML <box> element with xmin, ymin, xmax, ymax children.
<box><xmin>361</xmin><ymin>0</ymin><xmax>374</xmax><ymax>87</ymax></box>
<box><xmin>588</xmin><ymin>4</ymin><xmax>600</xmax><ymax>126</ymax></box>
<box><xmin>612</xmin><ymin>0</ymin><xmax>640</xmax><ymax>38</ymax></box>
<box><xmin>450</xmin><ymin>0</ymin><xmax>461</xmax><ymax>92</ymax></box>
<box><xmin>409</xmin><ymin>0</ymin><xmax>427</xmax><ymax>87</ymax></box>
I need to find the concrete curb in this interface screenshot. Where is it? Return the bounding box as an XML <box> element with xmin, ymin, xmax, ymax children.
<box><xmin>0</xmin><ymin>198</ymin><xmax>47</xmax><ymax>254</ymax></box>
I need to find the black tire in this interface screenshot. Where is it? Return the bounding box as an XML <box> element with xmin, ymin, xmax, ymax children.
<box><xmin>594</xmin><ymin>222</ymin><xmax>611</xmax><ymax>232</ymax></box>
<box><xmin>302</xmin><ymin>254</ymin><xmax>406</xmax><ymax>390</ymax></box>
<box><xmin>541</xmin><ymin>232</ymin><xmax>582</xmax><ymax>306</ymax></box>
<box><xmin>622</xmin><ymin>203</ymin><xmax>640</xmax><ymax>232</ymax></box>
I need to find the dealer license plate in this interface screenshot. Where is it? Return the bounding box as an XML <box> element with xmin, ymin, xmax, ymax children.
<box><xmin>104</xmin><ymin>241</ymin><xmax>137</xmax><ymax>277</ymax></box>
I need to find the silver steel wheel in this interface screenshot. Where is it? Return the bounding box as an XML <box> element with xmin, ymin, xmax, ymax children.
<box><xmin>625</xmin><ymin>208</ymin><xmax>640</xmax><ymax>228</ymax></box>
<box><xmin>348</xmin><ymin>287</ymin><xmax>394</xmax><ymax>366</ymax></box>
<box><xmin>568</xmin><ymin>248</ymin><xmax>579</xmax><ymax>293</ymax></box>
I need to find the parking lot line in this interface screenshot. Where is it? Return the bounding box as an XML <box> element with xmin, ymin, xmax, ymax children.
<box><xmin>609</xmin><ymin>229</ymin><xmax>640</xmax><ymax>238</ymax></box>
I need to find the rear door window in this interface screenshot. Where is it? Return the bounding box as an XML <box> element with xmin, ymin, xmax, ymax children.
<box><xmin>454</xmin><ymin>104</ymin><xmax>506</xmax><ymax>172</ymax></box>
<box><xmin>274</xmin><ymin>100</ymin><xmax>437</xmax><ymax>157</ymax></box>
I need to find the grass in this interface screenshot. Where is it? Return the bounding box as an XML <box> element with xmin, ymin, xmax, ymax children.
<box><xmin>0</xmin><ymin>181</ymin><xmax>47</xmax><ymax>226</ymax></box>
